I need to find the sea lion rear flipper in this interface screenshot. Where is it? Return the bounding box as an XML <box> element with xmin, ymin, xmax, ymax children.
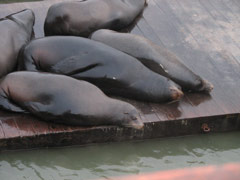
<box><xmin>0</xmin><ymin>95</ymin><xmax>25</xmax><ymax>113</ymax></box>
<box><xmin>50</xmin><ymin>56</ymin><xmax>100</xmax><ymax>76</ymax></box>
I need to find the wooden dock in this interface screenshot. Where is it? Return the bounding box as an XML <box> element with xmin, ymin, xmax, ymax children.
<box><xmin>0</xmin><ymin>0</ymin><xmax>240</xmax><ymax>150</ymax></box>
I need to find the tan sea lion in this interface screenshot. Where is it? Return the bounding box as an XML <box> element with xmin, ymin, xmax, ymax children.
<box><xmin>0</xmin><ymin>72</ymin><xmax>143</xmax><ymax>129</ymax></box>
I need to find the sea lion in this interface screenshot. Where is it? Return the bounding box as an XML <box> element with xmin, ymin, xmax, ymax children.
<box><xmin>90</xmin><ymin>29</ymin><xmax>213</xmax><ymax>93</ymax></box>
<box><xmin>44</xmin><ymin>0</ymin><xmax>146</xmax><ymax>37</ymax></box>
<box><xmin>0</xmin><ymin>71</ymin><xmax>143</xmax><ymax>129</ymax></box>
<box><xmin>18</xmin><ymin>36</ymin><xmax>183</xmax><ymax>103</ymax></box>
<box><xmin>0</xmin><ymin>9</ymin><xmax>35</xmax><ymax>78</ymax></box>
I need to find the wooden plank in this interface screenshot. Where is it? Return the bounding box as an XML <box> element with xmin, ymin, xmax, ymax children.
<box><xmin>31</xmin><ymin>118</ymin><xmax>50</xmax><ymax>135</ymax></box>
<box><xmin>232</xmin><ymin>0</ymin><xmax>240</xmax><ymax>8</ymax></box>
<box><xmin>184</xmin><ymin>0</ymin><xmax>240</xmax><ymax>62</ymax></box>
<box><xmin>0</xmin><ymin>118</ymin><xmax>20</xmax><ymax>138</ymax></box>
<box><xmin>48</xmin><ymin>123</ymin><xmax>70</xmax><ymax>133</ymax></box>
<box><xmin>154</xmin><ymin>0</ymin><xmax>240</xmax><ymax>114</ymax></box>
<box><xmin>14</xmin><ymin>115</ymin><xmax>36</xmax><ymax>137</ymax></box>
<box><xmin>173</xmin><ymin>0</ymin><xmax>240</xmax><ymax>109</ymax></box>
<box><xmin>201</xmin><ymin>0</ymin><xmax>240</xmax><ymax>60</ymax></box>
<box><xmin>130</xmin><ymin>25</ymin><xmax>143</xmax><ymax>36</ymax></box>
<box><xmin>157</xmin><ymin>1</ymin><xmax>238</xmax><ymax>115</ymax></box>
<box><xmin>200</xmin><ymin>0</ymin><xmax>240</xmax><ymax>47</ymax></box>
<box><xmin>210</xmin><ymin>0</ymin><xmax>240</xmax><ymax>23</ymax></box>
<box><xmin>136</xmin><ymin>17</ymin><xmax>164</xmax><ymax>46</ymax></box>
<box><xmin>0</xmin><ymin>122</ymin><xmax>5</xmax><ymax>139</ymax></box>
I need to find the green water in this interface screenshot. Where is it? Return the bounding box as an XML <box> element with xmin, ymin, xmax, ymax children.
<box><xmin>0</xmin><ymin>0</ymin><xmax>41</xmax><ymax>4</ymax></box>
<box><xmin>0</xmin><ymin>132</ymin><xmax>240</xmax><ymax>180</ymax></box>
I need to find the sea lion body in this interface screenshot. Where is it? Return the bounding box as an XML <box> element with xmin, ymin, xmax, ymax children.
<box><xmin>18</xmin><ymin>36</ymin><xmax>183</xmax><ymax>102</ymax></box>
<box><xmin>44</xmin><ymin>0</ymin><xmax>146</xmax><ymax>37</ymax></box>
<box><xmin>0</xmin><ymin>9</ymin><xmax>35</xmax><ymax>78</ymax></box>
<box><xmin>91</xmin><ymin>30</ymin><xmax>213</xmax><ymax>92</ymax></box>
<box><xmin>0</xmin><ymin>72</ymin><xmax>143</xmax><ymax>129</ymax></box>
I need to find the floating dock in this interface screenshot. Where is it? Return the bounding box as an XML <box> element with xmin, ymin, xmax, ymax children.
<box><xmin>0</xmin><ymin>0</ymin><xmax>240</xmax><ymax>150</ymax></box>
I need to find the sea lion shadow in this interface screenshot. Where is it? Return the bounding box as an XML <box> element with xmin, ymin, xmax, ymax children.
<box><xmin>159</xmin><ymin>100</ymin><xmax>182</xmax><ymax>119</ymax></box>
<box><xmin>113</xmin><ymin>96</ymin><xmax>183</xmax><ymax>119</ymax></box>
<box><xmin>118</xmin><ymin>92</ymin><xmax>212</xmax><ymax>119</ymax></box>
<box><xmin>184</xmin><ymin>92</ymin><xmax>212</xmax><ymax>106</ymax></box>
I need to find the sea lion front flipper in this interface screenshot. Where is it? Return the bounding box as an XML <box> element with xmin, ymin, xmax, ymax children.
<box><xmin>0</xmin><ymin>94</ymin><xmax>25</xmax><ymax>113</ymax></box>
<box><xmin>50</xmin><ymin>56</ymin><xmax>100</xmax><ymax>76</ymax></box>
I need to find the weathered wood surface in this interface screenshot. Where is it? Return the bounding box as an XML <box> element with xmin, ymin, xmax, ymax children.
<box><xmin>0</xmin><ymin>0</ymin><xmax>240</xmax><ymax>150</ymax></box>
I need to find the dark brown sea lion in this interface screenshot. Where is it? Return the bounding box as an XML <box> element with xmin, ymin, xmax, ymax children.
<box><xmin>90</xmin><ymin>29</ymin><xmax>213</xmax><ymax>93</ymax></box>
<box><xmin>0</xmin><ymin>72</ymin><xmax>143</xmax><ymax>129</ymax></box>
<box><xmin>18</xmin><ymin>36</ymin><xmax>183</xmax><ymax>103</ymax></box>
<box><xmin>0</xmin><ymin>9</ymin><xmax>35</xmax><ymax>78</ymax></box>
<box><xmin>44</xmin><ymin>0</ymin><xmax>146</xmax><ymax>37</ymax></box>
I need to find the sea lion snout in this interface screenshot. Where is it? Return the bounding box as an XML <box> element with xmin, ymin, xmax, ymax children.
<box><xmin>121</xmin><ymin>108</ymin><xmax>144</xmax><ymax>130</ymax></box>
<box><xmin>169</xmin><ymin>86</ymin><xmax>184</xmax><ymax>100</ymax></box>
<box><xmin>130</xmin><ymin>114</ymin><xmax>144</xmax><ymax>130</ymax></box>
<box><xmin>200</xmin><ymin>79</ymin><xmax>214</xmax><ymax>93</ymax></box>
<box><xmin>123</xmin><ymin>115</ymin><xmax>144</xmax><ymax>130</ymax></box>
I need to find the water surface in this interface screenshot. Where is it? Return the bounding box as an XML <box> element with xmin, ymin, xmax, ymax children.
<box><xmin>0</xmin><ymin>131</ymin><xmax>240</xmax><ymax>180</ymax></box>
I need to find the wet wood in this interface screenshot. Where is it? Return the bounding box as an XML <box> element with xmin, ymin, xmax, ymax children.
<box><xmin>0</xmin><ymin>0</ymin><xmax>240</xmax><ymax>150</ymax></box>
<box><xmin>14</xmin><ymin>115</ymin><xmax>36</xmax><ymax>137</ymax></box>
<box><xmin>0</xmin><ymin>123</ymin><xmax>5</xmax><ymax>139</ymax></box>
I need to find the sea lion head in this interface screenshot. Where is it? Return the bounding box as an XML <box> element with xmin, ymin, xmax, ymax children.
<box><xmin>116</xmin><ymin>103</ymin><xmax>144</xmax><ymax>130</ymax></box>
<box><xmin>156</xmin><ymin>79</ymin><xmax>184</xmax><ymax>102</ymax></box>
<box><xmin>198</xmin><ymin>79</ymin><xmax>214</xmax><ymax>93</ymax></box>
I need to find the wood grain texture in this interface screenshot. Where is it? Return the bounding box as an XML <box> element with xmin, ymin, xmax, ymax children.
<box><xmin>0</xmin><ymin>0</ymin><xmax>239</xmax><ymax>150</ymax></box>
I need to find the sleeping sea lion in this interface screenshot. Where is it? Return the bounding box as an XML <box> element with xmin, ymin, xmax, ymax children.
<box><xmin>18</xmin><ymin>36</ymin><xmax>183</xmax><ymax>103</ymax></box>
<box><xmin>90</xmin><ymin>29</ymin><xmax>213</xmax><ymax>93</ymax></box>
<box><xmin>0</xmin><ymin>71</ymin><xmax>143</xmax><ymax>129</ymax></box>
<box><xmin>44</xmin><ymin>0</ymin><xmax>146</xmax><ymax>37</ymax></box>
<box><xmin>0</xmin><ymin>9</ymin><xmax>35</xmax><ymax>78</ymax></box>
